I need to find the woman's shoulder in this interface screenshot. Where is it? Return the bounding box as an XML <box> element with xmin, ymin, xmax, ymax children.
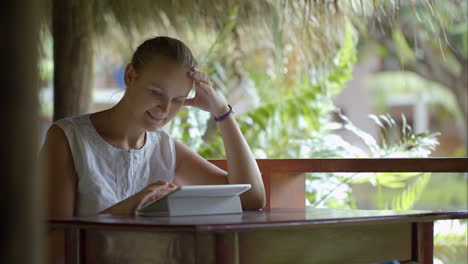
<box><xmin>45</xmin><ymin>123</ymin><xmax>69</xmax><ymax>145</ymax></box>
<box><xmin>53</xmin><ymin>113</ymin><xmax>91</xmax><ymax>127</ymax></box>
<box><xmin>50</xmin><ymin>113</ymin><xmax>95</xmax><ymax>145</ymax></box>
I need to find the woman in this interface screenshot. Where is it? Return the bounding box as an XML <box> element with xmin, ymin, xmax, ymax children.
<box><xmin>42</xmin><ymin>36</ymin><xmax>266</xmax><ymax>218</ymax></box>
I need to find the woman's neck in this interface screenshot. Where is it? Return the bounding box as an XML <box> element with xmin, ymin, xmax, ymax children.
<box><xmin>94</xmin><ymin>100</ymin><xmax>146</xmax><ymax>150</ymax></box>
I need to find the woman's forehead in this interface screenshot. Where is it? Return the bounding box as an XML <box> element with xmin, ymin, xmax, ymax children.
<box><xmin>146</xmin><ymin>57</ymin><xmax>189</xmax><ymax>76</ymax></box>
<box><xmin>141</xmin><ymin>59</ymin><xmax>192</xmax><ymax>92</ymax></box>
<box><xmin>145</xmin><ymin>55</ymin><xmax>191</xmax><ymax>72</ymax></box>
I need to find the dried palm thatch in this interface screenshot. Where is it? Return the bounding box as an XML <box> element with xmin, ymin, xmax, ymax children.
<box><xmin>73</xmin><ymin>0</ymin><xmax>351</xmax><ymax>66</ymax></box>
<box><xmin>41</xmin><ymin>0</ymin><xmax>461</xmax><ymax>119</ymax></box>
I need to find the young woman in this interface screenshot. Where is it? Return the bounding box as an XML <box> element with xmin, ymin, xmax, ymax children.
<box><xmin>42</xmin><ymin>36</ymin><xmax>266</xmax><ymax>218</ymax></box>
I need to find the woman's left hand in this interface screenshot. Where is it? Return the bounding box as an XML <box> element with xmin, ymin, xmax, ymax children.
<box><xmin>185</xmin><ymin>68</ymin><xmax>230</xmax><ymax>117</ymax></box>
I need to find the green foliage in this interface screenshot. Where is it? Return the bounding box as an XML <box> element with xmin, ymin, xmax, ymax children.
<box><xmin>308</xmin><ymin>113</ymin><xmax>441</xmax><ymax>209</ymax></box>
<box><xmin>339</xmin><ymin>112</ymin><xmax>440</xmax><ymax>158</ymax></box>
<box><xmin>233</xmin><ymin>20</ymin><xmax>358</xmax><ymax>159</ymax></box>
<box><xmin>417</xmin><ymin>173</ymin><xmax>468</xmax><ymax>209</ymax></box>
<box><xmin>170</xmin><ymin>9</ymin><xmax>359</xmax><ymax>159</ymax></box>
<box><xmin>367</xmin><ymin>71</ymin><xmax>465</xmax><ymax>127</ymax></box>
<box><xmin>168</xmin><ymin>6</ymin><xmax>241</xmax><ymax>150</ymax></box>
<box><xmin>199</xmin><ymin>6</ymin><xmax>239</xmax><ymax>68</ymax></box>
<box><xmin>391</xmin><ymin>28</ymin><xmax>416</xmax><ymax>65</ymax></box>
<box><xmin>384</xmin><ymin>173</ymin><xmax>431</xmax><ymax>210</ymax></box>
<box><xmin>167</xmin><ymin>13</ymin><xmax>444</xmax><ymax>213</ymax></box>
<box><xmin>434</xmin><ymin>220</ymin><xmax>468</xmax><ymax>264</ymax></box>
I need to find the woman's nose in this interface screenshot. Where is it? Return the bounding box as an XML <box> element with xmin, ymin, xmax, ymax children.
<box><xmin>157</xmin><ymin>100</ymin><xmax>171</xmax><ymax>114</ymax></box>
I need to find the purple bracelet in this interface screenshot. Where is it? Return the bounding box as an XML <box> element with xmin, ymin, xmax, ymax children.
<box><xmin>214</xmin><ymin>105</ymin><xmax>234</xmax><ymax>122</ymax></box>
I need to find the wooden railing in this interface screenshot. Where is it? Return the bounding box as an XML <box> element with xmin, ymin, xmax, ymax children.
<box><xmin>209</xmin><ymin>158</ymin><xmax>468</xmax><ymax>210</ymax></box>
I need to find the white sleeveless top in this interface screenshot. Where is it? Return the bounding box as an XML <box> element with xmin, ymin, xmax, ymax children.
<box><xmin>54</xmin><ymin>114</ymin><xmax>176</xmax><ymax>216</ymax></box>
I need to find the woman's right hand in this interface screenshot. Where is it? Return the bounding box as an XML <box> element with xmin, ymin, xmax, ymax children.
<box><xmin>99</xmin><ymin>181</ymin><xmax>178</xmax><ymax>215</ymax></box>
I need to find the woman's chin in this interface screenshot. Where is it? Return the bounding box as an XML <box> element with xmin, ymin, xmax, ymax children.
<box><xmin>144</xmin><ymin>122</ymin><xmax>163</xmax><ymax>132</ymax></box>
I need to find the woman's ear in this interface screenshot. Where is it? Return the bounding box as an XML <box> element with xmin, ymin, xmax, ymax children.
<box><xmin>124</xmin><ymin>63</ymin><xmax>138</xmax><ymax>87</ymax></box>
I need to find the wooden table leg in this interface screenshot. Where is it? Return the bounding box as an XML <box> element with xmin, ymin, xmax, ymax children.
<box><xmin>215</xmin><ymin>232</ymin><xmax>239</xmax><ymax>264</ymax></box>
<box><xmin>412</xmin><ymin>222</ymin><xmax>434</xmax><ymax>264</ymax></box>
<box><xmin>65</xmin><ymin>228</ymin><xmax>83</xmax><ymax>264</ymax></box>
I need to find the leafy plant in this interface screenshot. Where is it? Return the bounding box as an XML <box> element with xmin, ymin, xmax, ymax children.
<box><xmin>165</xmin><ymin>10</ymin><xmax>443</xmax><ymax>213</ymax></box>
<box><xmin>434</xmin><ymin>220</ymin><xmax>468</xmax><ymax>264</ymax></box>
<box><xmin>307</xmin><ymin>113</ymin><xmax>440</xmax><ymax>210</ymax></box>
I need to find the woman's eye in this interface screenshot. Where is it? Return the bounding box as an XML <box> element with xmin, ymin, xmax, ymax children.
<box><xmin>151</xmin><ymin>90</ymin><xmax>163</xmax><ymax>96</ymax></box>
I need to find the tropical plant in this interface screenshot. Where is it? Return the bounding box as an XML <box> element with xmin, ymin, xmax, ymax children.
<box><xmin>306</xmin><ymin>113</ymin><xmax>440</xmax><ymax>210</ymax></box>
<box><xmin>366</xmin><ymin>71</ymin><xmax>464</xmax><ymax>126</ymax></box>
<box><xmin>158</xmin><ymin>7</ymin><xmax>444</xmax><ymax>213</ymax></box>
<box><xmin>169</xmin><ymin>15</ymin><xmax>358</xmax><ymax>159</ymax></box>
<box><xmin>434</xmin><ymin>219</ymin><xmax>468</xmax><ymax>264</ymax></box>
<box><xmin>358</xmin><ymin>0</ymin><xmax>468</xmax><ymax>140</ymax></box>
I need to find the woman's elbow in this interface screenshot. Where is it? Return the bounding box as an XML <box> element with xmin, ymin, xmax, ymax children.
<box><xmin>254</xmin><ymin>195</ymin><xmax>267</xmax><ymax>209</ymax></box>
<box><xmin>242</xmin><ymin>193</ymin><xmax>266</xmax><ymax>210</ymax></box>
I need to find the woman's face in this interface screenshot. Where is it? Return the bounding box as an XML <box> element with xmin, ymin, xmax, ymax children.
<box><xmin>124</xmin><ymin>56</ymin><xmax>193</xmax><ymax>131</ymax></box>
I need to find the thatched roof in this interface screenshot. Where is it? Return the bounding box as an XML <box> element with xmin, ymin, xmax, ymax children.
<box><xmin>40</xmin><ymin>0</ymin><xmax>465</xmax><ymax>69</ymax></box>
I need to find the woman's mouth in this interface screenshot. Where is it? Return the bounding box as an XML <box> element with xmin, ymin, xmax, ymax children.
<box><xmin>146</xmin><ymin>111</ymin><xmax>166</xmax><ymax>123</ymax></box>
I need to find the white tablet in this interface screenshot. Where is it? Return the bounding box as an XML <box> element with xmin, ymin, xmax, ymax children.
<box><xmin>169</xmin><ymin>184</ymin><xmax>252</xmax><ymax>197</ymax></box>
<box><xmin>138</xmin><ymin>184</ymin><xmax>251</xmax><ymax>213</ymax></box>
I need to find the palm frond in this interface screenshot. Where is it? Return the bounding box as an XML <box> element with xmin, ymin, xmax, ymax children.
<box><xmin>340</xmin><ymin>112</ymin><xmax>440</xmax><ymax>157</ymax></box>
<box><xmin>385</xmin><ymin>172</ymin><xmax>431</xmax><ymax>210</ymax></box>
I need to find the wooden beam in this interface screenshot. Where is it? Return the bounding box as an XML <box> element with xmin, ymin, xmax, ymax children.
<box><xmin>209</xmin><ymin>158</ymin><xmax>467</xmax><ymax>210</ymax></box>
<box><xmin>209</xmin><ymin>158</ymin><xmax>468</xmax><ymax>173</ymax></box>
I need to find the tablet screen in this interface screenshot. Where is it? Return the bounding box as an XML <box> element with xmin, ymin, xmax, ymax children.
<box><xmin>172</xmin><ymin>184</ymin><xmax>251</xmax><ymax>197</ymax></box>
<box><xmin>140</xmin><ymin>184</ymin><xmax>251</xmax><ymax>209</ymax></box>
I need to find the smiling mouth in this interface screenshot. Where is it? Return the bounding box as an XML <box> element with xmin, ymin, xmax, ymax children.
<box><xmin>146</xmin><ymin>111</ymin><xmax>166</xmax><ymax>123</ymax></box>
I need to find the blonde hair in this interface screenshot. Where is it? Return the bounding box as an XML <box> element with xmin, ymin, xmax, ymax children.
<box><xmin>131</xmin><ymin>36</ymin><xmax>198</xmax><ymax>71</ymax></box>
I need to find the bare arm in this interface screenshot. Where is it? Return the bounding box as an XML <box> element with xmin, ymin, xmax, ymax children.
<box><xmin>40</xmin><ymin>124</ymin><xmax>77</xmax><ymax>264</ymax></box>
<box><xmin>41</xmin><ymin>124</ymin><xmax>77</xmax><ymax>218</ymax></box>
<box><xmin>173</xmin><ymin>125</ymin><xmax>265</xmax><ymax>209</ymax></box>
<box><xmin>215</xmin><ymin>110</ymin><xmax>265</xmax><ymax>209</ymax></box>
<box><xmin>172</xmin><ymin>140</ymin><xmax>228</xmax><ymax>186</ymax></box>
<box><xmin>173</xmin><ymin>69</ymin><xmax>266</xmax><ymax>209</ymax></box>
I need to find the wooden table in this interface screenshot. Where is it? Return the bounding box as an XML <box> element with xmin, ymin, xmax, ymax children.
<box><xmin>49</xmin><ymin>208</ymin><xmax>467</xmax><ymax>264</ymax></box>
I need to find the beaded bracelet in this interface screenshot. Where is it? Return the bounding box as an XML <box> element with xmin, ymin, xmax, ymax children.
<box><xmin>214</xmin><ymin>105</ymin><xmax>234</xmax><ymax>122</ymax></box>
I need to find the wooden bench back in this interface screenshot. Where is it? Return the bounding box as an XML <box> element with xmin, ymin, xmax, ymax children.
<box><xmin>209</xmin><ymin>158</ymin><xmax>468</xmax><ymax>209</ymax></box>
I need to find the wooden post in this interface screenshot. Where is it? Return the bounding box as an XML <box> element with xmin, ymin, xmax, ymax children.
<box><xmin>269</xmin><ymin>172</ymin><xmax>306</xmax><ymax>209</ymax></box>
<box><xmin>53</xmin><ymin>0</ymin><xmax>94</xmax><ymax>120</ymax></box>
<box><xmin>421</xmin><ymin>222</ymin><xmax>434</xmax><ymax>264</ymax></box>
<box><xmin>208</xmin><ymin>160</ymin><xmax>307</xmax><ymax>210</ymax></box>
<box><xmin>0</xmin><ymin>0</ymin><xmax>43</xmax><ymax>263</ymax></box>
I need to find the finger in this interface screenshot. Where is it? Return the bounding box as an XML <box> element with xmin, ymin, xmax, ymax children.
<box><xmin>190</xmin><ymin>75</ymin><xmax>210</xmax><ymax>86</ymax></box>
<box><xmin>152</xmin><ymin>183</ymin><xmax>178</xmax><ymax>194</ymax></box>
<box><xmin>139</xmin><ymin>186</ymin><xmax>173</xmax><ymax>208</ymax></box>
<box><xmin>145</xmin><ymin>182</ymin><xmax>170</xmax><ymax>194</ymax></box>
<box><xmin>137</xmin><ymin>192</ymin><xmax>159</xmax><ymax>209</ymax></box>
<box><xmin>158</xmin><ymin>187</ymin><xmax>177</xmax><ymax>197</ymax></box>
<box><xmin>190</xmin><ymin>71</ymin><xmax>210</xmax><ymax>85</ymax></box>
<box><xmin>194</xmin><ymin>71</ymin><xmax>207</xmax><ymax>81</ymax></box>
<box><xmin>183</xmin><ymin>98</ymin><xmax>196</xmax><ymax>107</ymax></box>
<box><xmin>149</xmin><ymin>181</ymin><xmax>169</xmax><ymax>187</ymax></box>
<box><xmin>195</xmin><ymin>81</ymin><xmax>212</xmax><ymax>92</ymax></box>
<box><xmin>138</xmin><ymin>182</ymin><xmax>179</xmax><ymax>210</ymax></box>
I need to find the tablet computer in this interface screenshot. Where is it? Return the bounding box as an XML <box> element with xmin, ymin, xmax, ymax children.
<box><xmin>137</xmin><ymin>184</ymin><xmax>251</xmax><ymax>216</ymax></box>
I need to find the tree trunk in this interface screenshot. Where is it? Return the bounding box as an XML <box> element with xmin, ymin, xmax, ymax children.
<box><xmin>53</xmin><ymin>0</ymin><xmax>94</xmax><ymax>121</ymax></box>
<box><xmin>1</xmin><ymin>0</ymin><xmax>43</xmax><ymax>263</ymax></box>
